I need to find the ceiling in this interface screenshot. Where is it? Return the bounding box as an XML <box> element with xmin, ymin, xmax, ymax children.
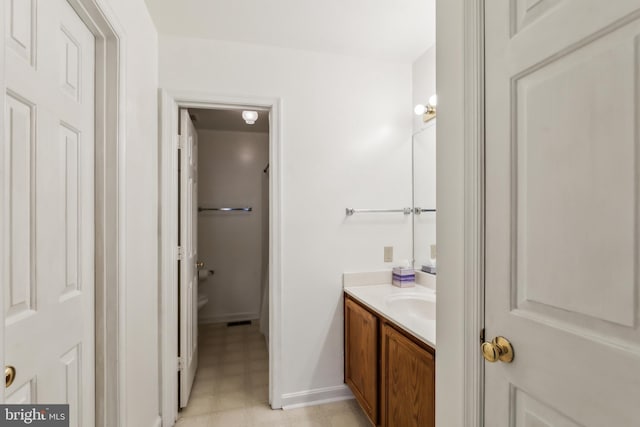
<box><xmin>145</xmin><ymin>0</ymin><xmax>435</xmax><ymax>62</ymax></box>
<box><xmin>189</xmin><ymin>108</ymin><xmax>270</xmax><ymax>133</ymax></box>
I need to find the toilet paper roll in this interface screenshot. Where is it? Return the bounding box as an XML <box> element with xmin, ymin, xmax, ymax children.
<box><xmin>198</xmin><ymin>269</ymin><xmax>213</xmax><ymax>280</ymax></box>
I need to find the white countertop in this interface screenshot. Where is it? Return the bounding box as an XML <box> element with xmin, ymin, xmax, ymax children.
<box><xmin>344</xmin><ymin>284</ymin><xmax>436</xmax><ymax>349</ymax></box>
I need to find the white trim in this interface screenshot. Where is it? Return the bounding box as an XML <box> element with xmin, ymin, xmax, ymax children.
<box><xmin>151</xmin><ymin>415</ymin><xmax>162</xmax><ymax>427</ymax></box>
<box><xmin>80</xmin><ymin>2</ymin><xmax>127</xmax><ymax>425</ymax></box>
<box><xmin>463</xmin><ymin>1</ymin><xmax>485</xmax><ymax>427</ymax></box>
<box><xmin>268</xmin><ymin>97</ymin><xmax>283</xmax><ymax>410</ymax></box>
<box><xmin>71</xmin><ymin>1</ymin><xmax>127</xmax><ymax>425</ymax></box>
<box><xmin>158</xmin><ymin>90</ymin><xmax>179</xmax><ymax>427</ymax></box>
<box><xmin>198</xmin><ymin>312</ymin><xmax>260</xmax><ymax>325</ymax></box>
<box><xmin>158</xmin><ymin>90</ymin><xmax>284</xmax><ymax>424</ymax></box>
<box><xmin>280</xmin><ymin>385</ymin><xmax>354</xmax><ymax>410</ymax></box>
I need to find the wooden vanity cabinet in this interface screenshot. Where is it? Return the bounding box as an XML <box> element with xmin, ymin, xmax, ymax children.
<box><xmin>345</xmin><ymin>297</ymin><xmax>379</xmax><ymax>425</ymax></box>
<box><xmin>381</xmin><ymin>323</ymin><xmax>435</xmax><ymax>427</ymax></box>
<box><xmin>344</xmin><ymin>294</ymin><xmax>435</xmax><ymax>427</ymax></box>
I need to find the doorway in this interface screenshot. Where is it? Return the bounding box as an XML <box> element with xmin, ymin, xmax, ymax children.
<box><xmin>178</xmin><ymin>106</ymin><xmax>270</xmax><ymax>414</ymax></box>
<box><xmin>159</xmin><ymin>91</ymin><xmax>283</xmax><ymax>426</ymax></box>
<box><xmin>188</xmin><ymin>107</ymin><xmax>270</xmax><ymax>328</ymax></box>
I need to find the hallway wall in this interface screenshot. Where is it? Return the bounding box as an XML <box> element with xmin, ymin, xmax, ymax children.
<box><xmin>197</xmin><ymin>129</ymin><xmax>269</xmax><ymax>324</ymax></box>
<box><xmin>435</xmin><ymin>0</ymin><xmax>465</xmax><ymax>425</ymax></box>
<box><xmin>103</xmin><ymin>1</ymin><xmax>160</xmax><ymax>426</ymax></box>
<box><xmin>159</xmin><ymin>35</ymin><xmax>413</xmax><ymax>405</ymax></box>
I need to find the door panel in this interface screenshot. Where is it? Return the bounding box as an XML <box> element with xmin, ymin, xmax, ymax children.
<box><xmin>179</xmin><ymin>109</ymin><xmax>199</xmax><ymax>408</ymax></box>
<box><xmin>514</xmin><ymin>23</ymin><xmax>637</xmax><ymax>328</ymax></box>
<box><xmin>344</xmin><ymin>297</ymin><xmax>378</xmax><ymax>424</ymax></box>
<box><xmin>513</xmin><ymin>389</ymin><xmax>582</xmax><ymax>427</ymax></box>
<box><xmin>511</xmin><ymin>0</ymin><xmax>564</xmax><ymax>36</ymax></box>
<box><xmin>381</xmin><ymin>323</ymin><xmax>435</xmax><ymax>427</ymax></box>
<box><xmin>5</xmin><ymin>93</ymin><xmax>34</xmax><ymax>321</ymax></box>
<box><xmin>7</xmin><ymin>0</ymin><xmax>36</xmax><ymax>65</ymax></box>
<box><xmin>60</xmin><ymin>345</ymin><xmax>81</xmax><ymax>424</ymax></box>
<box><xmin>485</xmin><ymin>0</ymin><xmax>640</xmax><ymax>425</ymax></box>
<box><xmin>3</xmin><ymin>0</ymin><xmax>95</xmax><ymax>424</ymax></box>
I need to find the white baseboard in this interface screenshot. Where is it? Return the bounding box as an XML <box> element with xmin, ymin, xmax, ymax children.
<box><xmin>152</xmin><ymin>415</ymin><xmax>162</xmax><ymax>427</ymax></box>
<box><xmin>198</xmin><ymin>311</ymin><xmax>259</xmax><ymax>325</ymax></box>
<box><xmin>281</xmin><ymin>384</ymin><xmax>354</xmax><ymax>410</ymax></box>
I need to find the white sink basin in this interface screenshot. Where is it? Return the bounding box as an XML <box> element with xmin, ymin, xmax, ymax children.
<box><xmin>345</xmin><ymin>284</ymin><xmax>437</xmax><ymax>346</ymax></box>
<box><xmin>385</xmin><ymin>294</ymin><xmax>435</xmax><ymax>321</ymax></box>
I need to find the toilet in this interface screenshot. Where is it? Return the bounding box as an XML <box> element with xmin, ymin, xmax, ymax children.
<box><xmin>198</xmin><ymin>269</ymin><xmax>213</xmax><ymax>310</ymax></box>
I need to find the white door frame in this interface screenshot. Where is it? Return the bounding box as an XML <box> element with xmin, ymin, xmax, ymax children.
<box><xmin>158</xmin><ymin>90</ymin><xmax>283</xmax><ymax>426</ymax></box>
<box><xmin>0</xmin><ymin>1</ymin><xmax>125</xmax><ymax>425</ymax></box>
<box><xmin>462</xmin><ymin>1</ymin><xmax>484</xmax><ymax>426</ymax></box>
<box><xmin>436</xmin><ymin>0</ymin><xmax>485</xmax><ymax>426</ymax></box>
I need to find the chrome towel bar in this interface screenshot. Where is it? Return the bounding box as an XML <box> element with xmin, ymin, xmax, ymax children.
<box><xmin>345</xmin><ymin>208</ymin><xmax>412</xmax><ymax>216</ymax></box>
<box><xmin>414</xmin><ymin>207</ymin><xmax>436</xmax><ymax>215</ymax></box>
<box><xmin>198</xmin><ymin>207</ymin><xmax>253</xmax><ymax>213</ymax></box>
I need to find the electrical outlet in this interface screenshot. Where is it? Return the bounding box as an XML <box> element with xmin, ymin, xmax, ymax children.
<box><xmin>384</xmin><ymin>246</ymin><xmax>393</xmax><ymax>263</ymax></box>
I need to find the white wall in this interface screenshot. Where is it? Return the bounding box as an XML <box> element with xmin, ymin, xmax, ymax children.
<box><xmin>159</xmin><ymin>35</ymin><xmax>413</xmax><ymax>402</ymax></box>
<box><xmin>436</xmin><ymin>0</ymin><xmax>466</xmax><ymax>425</ymax></box>
<box><xmin>197</xmin><ymin>129</ymin><xmax>269</xmax><ymax>324</ymax></box>
<box><xmin>103</xmin><ymin>1</ymin><xmax>160</xmax><ymax>426</ymax></box>
<box><xmin>412</xmin><ymin>46</ymin><xmax>436</xmax><ymax>134</ymax></box>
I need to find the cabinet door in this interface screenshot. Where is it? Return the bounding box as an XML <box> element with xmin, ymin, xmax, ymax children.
<box><xmin>381</xmin><ymin>323</ymin><xmax>435</xmax><ymax>427</ymax></box>
<box><xmin>345</xmin><ymin>297</ymin><xmax>378</xmax><ymax>425</ymax></box>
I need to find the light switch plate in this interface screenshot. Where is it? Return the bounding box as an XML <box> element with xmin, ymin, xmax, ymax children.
<box><xmin>384</xmin><ymin>246</ymin><xmax>393</xmax><ymax>263</ymax></box>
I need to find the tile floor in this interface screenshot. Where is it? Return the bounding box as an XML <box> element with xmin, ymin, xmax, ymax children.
<box><xmin>176</xmin><ymin>321</ymin><xmax>371</xmax><ymax>427</ymax></box>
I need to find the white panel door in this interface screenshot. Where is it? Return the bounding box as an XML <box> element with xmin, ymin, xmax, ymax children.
<box><xmin>2</xmin><ymin>0</ymin><xmax>95</xmax><ymax>425</ymax></box>
<box><xmin>485</xmin><ymin>1</ymin><xmax>640</xmax><ymax>425</ymax></box>
<box><xmin>179</xmin><ymin>109</ymin><xmax>199</xmax><ymax>408</ymax></box>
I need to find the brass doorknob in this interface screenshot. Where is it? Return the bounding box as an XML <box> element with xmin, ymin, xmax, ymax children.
<box><xmin>481</xmin><ymin>336</ymin><xmax>514</xmax><ymax>363</ymax></box>
<box><xmin>196</xmin><ymin>261</ymin><xmax>204</xmax><ymax>269</ymax></box>
<box><xmin>5</xmin><ymin>366</ymin><xmax>16</xmax><ymax>388</ymax></box>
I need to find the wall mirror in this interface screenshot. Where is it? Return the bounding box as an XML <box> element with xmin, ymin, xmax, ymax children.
<box><xmin>412</xmin><ymin>122</ymin><xmax>437</xmax><ymax>270</ymax></box>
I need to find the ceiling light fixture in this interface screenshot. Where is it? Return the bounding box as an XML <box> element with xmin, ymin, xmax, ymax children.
<box><xmin>242</xmin><ymin>110</ymin><xmax>258</xmax><ymax>125</ymax></box>
<box><xmin>414</xmin><ymin>94</ymin><xmax>438</xmax><ymax>123</ymax></box>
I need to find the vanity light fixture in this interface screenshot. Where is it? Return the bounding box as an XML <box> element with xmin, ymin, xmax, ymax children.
<box><xmin>414</xmin><ymin>94</ymin><xmax>438</xmax><ymax>123</ymax></box>
<box><xmin>242</xmin><ymin>110</ymin><xmax>258</xmax><ymax>125</ymax></box>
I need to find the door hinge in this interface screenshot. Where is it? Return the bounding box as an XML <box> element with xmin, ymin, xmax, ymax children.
<box><xmin>177</xmin><ymin>246</ymin><xmax>184</xmax><ymax>261</ymax></box>
<box><xmin>177</xmin><ymin>134</ymin><xmax>184</xmax><ymax>150</ymax></box>
<box><xmin>480</xmin><ymin>328</ymin><xmax>486</xmax><ymax>343</ymax></box>
<box><xmin>177</xmin><ymin>357</ymin><xmax>184</xmax><ymax>371</ymax></box>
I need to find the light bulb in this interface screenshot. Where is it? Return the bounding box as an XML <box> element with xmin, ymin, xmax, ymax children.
<box><xmin>242</xmin><ymin>110</ymin><xmax>258</xmax><ymax>125</ymax></box>
<box><xmin>428</xmin><ymin>94</ymin><xmax>438</xmax><ymax>107</ymax></box>
<box><xmin>414</xmin><ymin>104</ymin><xmax>427</xmax><ymax>115</ymax></box>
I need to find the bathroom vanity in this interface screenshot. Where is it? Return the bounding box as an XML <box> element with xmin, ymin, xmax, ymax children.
<box><xmin>343</xmin><ymin>281</ymin><xmax>435</xmax><ymax>427</ymax></box>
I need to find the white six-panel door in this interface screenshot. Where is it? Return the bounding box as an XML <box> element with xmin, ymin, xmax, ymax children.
<box><xmin>3</xmin><ymin>0</ymin><xmax>95</xmax><ymax>424</ymax></box>
<box><xmin>485</xmin><ymin>1</ymin><xmax>640</xmax><ymax>425</ymax></box>
<box><xmin>179</xmin><ymin>109</ymin><xmax>198</xmax><ymax>408</ymax></box>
